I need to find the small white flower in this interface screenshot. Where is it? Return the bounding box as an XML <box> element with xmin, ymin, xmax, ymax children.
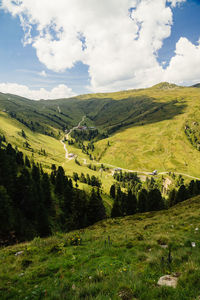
<box><xmin>191</xmin><ymin>242</ymin><xmax>196</xmax><ymax>247</ymax></box>
<box><xmin>195</xmin><ymin>227</ymin><xmax>199</xmax><ymax>231</ymax></box>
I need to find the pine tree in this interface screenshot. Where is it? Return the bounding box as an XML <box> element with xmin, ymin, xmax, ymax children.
<box><xmin>168</xmin><ymin>189</ymin><xmax>176</xmax><ymax>207</ymax></box>
<box><xmin>110</xmin><ymin>184</ymin><xmax>116</xmax><ymax>198</ymax></box>
<box><xmin>55</xmin><ymin>166</ymin><xmax>65</xmax><ymax>195</ymax></box>
<box><xmin>175</xmin><ymin>185</ymin><xmax>188</xmax><ymax>203</ymax></box>
<box><xmin>0</xmin><ymin>186</ymin><xmax>13</xmax><ymax>238</ymax></box>
<box><xmin>126</xmin><ymin>189</ymin><xmax>137</xmax><ymax>215</ymax></box>
<box><xmin>87</xmin><ymin>188</ymin><xmax>106</xmax><ymax>225</ymax></box>
<box><xmin>188</xmin><ymin>180</ymin><xmax>195</xmax><ymax>197</ymax></box>
<box><xmin>111</xmin><ymin>186</ymin><xmax>122</xmax><ymax>217</ymax></box>
<box><xmin>147</xmin><ymin>189</ymin><xmax>164</xmax><ymax>211</ymax></box>
<box><xmin>138</xmin><ymin>189</ymin><xmax>148</xmax><ymax>213</ymax></box>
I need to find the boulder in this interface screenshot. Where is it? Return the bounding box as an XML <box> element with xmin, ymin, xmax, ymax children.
<box><xmin>157</xmin><ymin>275</ymin><xmax>178</xmax><ymax>288</ymax></box>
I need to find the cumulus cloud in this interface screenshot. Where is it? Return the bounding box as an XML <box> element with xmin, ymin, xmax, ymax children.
<box><xmin>1</xmin><ymin>0</ymin><xmax>198</xmax><ymax>93</ymax></box>
<box><xmin>164</xmin><ymin>38</ymin><xmax>200</xmax><ymax>84</ymax></box>
<box><xmin>0</xmin><ymin>83</ymin><xmax>75</xmax><ymax>100</ymax></box>
<box><xmin>39</xmin><ymin>70</ymin><xmax>47</xmax><ymax>77</ymax></box>
<box><xmin>168</xmin><ymin>0</ymin><xmax>186</xmax><ymax>7</ymax></box>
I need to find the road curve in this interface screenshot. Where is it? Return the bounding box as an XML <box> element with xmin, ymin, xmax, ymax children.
<box><xmin>61</xmin><ymin>116</ymin><xmax>200</xmax><ymax>180</ymax></box>
<box><xmin>60</xmin><ymin>116</ymin><xmax>86</xmax><ymax>160</ymax></box>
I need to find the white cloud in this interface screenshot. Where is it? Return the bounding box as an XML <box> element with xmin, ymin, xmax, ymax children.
<box><xmin>1</xmin><ymin>0</ymin><xmax>199</xmax><ymax>93</ymax></box>
<box><xmin>168</xmin><ymin>0</ymin><xmax>186</xmax><ymax>7</ymax></box>
<box><xmin>39</xmin><ymin>70</ymin><xmax>47</xmax><ymax>77</ymax></box>
<box><xmin>164</xmin><ymin>38</ymin><xmax>200</xmax><ymax>84</ymax></box>
<box><xmin>0</xmin><ymin>83</ymin><xmax>75</xmax><ymax>100</ymax></box>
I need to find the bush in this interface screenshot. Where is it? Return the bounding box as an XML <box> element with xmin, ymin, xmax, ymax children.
<box><xmin>68</xmin><ymin>234</ymin><xmax>82</xmax><ymax>246</ymax></box>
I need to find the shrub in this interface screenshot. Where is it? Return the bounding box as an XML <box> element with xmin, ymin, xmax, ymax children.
<box><xmin>68</xmin><ymin>234</ymin><xmax>82</xmax><ymax>246</ymax></box>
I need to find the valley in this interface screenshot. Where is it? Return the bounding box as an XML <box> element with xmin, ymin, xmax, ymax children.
<box><xmin>1</xmin><ymin>83</ymin><xmax>200</xmax><ymax>300</ymax></box>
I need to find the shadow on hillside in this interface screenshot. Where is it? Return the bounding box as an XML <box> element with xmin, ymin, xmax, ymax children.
<box><xmin>84</xmin><ymin>95</ymin><xmax>187</xmax><ymax>135</ymax></box>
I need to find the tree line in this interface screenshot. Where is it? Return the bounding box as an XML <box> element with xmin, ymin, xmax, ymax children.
<box><xmin>73</xmin><ymin>172</ymin><xmax>102</xmax><ymax>188</ymax></box>
<box><xmin>0</xmin><ymin>143</ymin><xmax>106</xmax><ymax>246</ymax></box>
<box><xmin>110</xmin><ymin>176</ymin><xmax>200</xmax><ymax>218</ymax></box>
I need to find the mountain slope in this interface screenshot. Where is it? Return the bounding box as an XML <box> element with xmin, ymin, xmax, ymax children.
<box><xmin>92</xmin><ymin>86</ymin><xmax>200</xmax><ymax>177</ymax></box>
<box><xmin>1</xmin><ymin>83</ymin><xmax>200</xmax><ymax>178</ymax></box>
<box><xmin>1</xmin><ymin>196</ymin><xmax>200</xmax><ymax>299</ymax></box>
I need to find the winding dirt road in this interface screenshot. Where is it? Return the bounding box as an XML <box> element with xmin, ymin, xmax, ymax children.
<box><xmin>60</xmin><ymin>116</ymin><xmax>200</xmax><ymax>180</ymax></box>
<box><xmin>60</xmin><ymin>116</ymin><xmax>86</xmax><ymax>160</ymax></box>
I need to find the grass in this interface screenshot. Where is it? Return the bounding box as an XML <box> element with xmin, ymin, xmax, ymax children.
<box><xmin>0</xmin><ymin>112</ymin><xmax>65</xmax><ymax>170</ymax></box>
<box><xmin>1</xmin><ymin>196</ymin><xmax>200</xmax><ymax>299</ymax></box>
<box><xmin>93</xmin><ymin>86</ymin><xmax>200</xmax><ymax>177</ymax></box>
<box><xmin>2</xmin><ymin>84</ymin><xmax>200</xmax><ymax>192</ymax></box>
<box><xmin>1</xmin><ymin>83</ymin><xmax>200</xmax><ymax>179</ymax></box>
<box><xmin>0</xmin><ymin>111</ymin><xmax>115</xmax><ymax>200</ymax></box>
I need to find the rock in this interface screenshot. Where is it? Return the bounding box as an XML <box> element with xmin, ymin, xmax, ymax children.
<box><xmin>160</xmin><ymin>244</ymin><xmax>168</xmax><ymax>249</ymax></box>
<box><xmin>15</xmin><ymin>251</ymin><xmax>24</xmax><ymax>256</ymax></box>
<box><xmin>157</xmin><ymin>275</ymin><xmax>178</xmax><ymax>288</ymax></box>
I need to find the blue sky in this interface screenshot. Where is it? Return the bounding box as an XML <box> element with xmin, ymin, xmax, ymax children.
<box><xmin>0</xmin><ymin>0</ymin><xmax>200</xmax><ymax>99</ymax></box>
<box><xmin>0</xmin><ymin>9</ymin><xmax>89</xmax><ymax>94</ymax></box>
<box><xmin>158</xmin><ymin>0</ymin><xmax>200</xmax><ymax>67</ymax></box>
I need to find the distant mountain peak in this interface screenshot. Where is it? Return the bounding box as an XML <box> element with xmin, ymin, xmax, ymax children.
<box><xmin>151</xmin><ymin>82</ymin><xmax>178</xmax><ymax>90</ymax></box>
<box><xmin>192</xmin><ymin>83</ymin><xmax>200</xmax><ymax>88</ymax></box>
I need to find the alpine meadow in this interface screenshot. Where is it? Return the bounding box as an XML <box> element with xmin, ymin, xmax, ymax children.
<box><xmin>1</xmin><ymin>0</ymin><xmax>200</xmax><ymax>299</ymax></box>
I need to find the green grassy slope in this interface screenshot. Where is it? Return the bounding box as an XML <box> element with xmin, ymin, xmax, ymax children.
<box><xmin>93</xmin><ymin>85</ymin><xmax>200</xmax><ymax>177</ymax></box>
<box><xmin>0</xmin><ymin>111</ymin><xmax>66</xmax><ymax>170</ymax></box>
<box><xmin>0</xmin><ymin>93</ymin><xmax>86</xmax><ymax>136</ymax></box>
<box><xmin>0</xmin><ymin>110</ymin><xmax>114</xmax><ymax>202</ymax></box>
<box><xmin>1</xmin><ymin>196</ymin><xmax>200</xmax><ymax>299</ymax></box>
<box><xmin>1</xmin><ymin>82</ymin><xmax>200</xmax><ymax>181</ymax></box>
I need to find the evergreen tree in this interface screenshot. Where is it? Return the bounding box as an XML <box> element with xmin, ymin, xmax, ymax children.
<box><xmin>110</xmin><ymin>184</ymin><xmax>116</xmax><ymax>198</ymax></box>
<box><xmin>175</xmin><ymin>184</ymin><xmax>188</xmax><ymax>203</ymax></box>
<box><xmin>138</xmin><ymin>189</ymin><xmax>148</xmax><ymax>213</ymax></box>
<box><xmin>168</xmin><ymin>189</ymin><xmax>176</xmax><ymax>207</ymax></box>
<box><xmin>126</xmin><ymin>189</ymin><xmax>137</xmax><ymax>215</ymax></box>
<box><xmin>147</xmin><ymin>189</ymin><xmax>164</xmax><ymax>211</ymax></box>
<box><xmin>111</xmin><ymin>186</ymin><xmax>122</xmax><ymax>217</ymax></box>
<box><xmin>55</xmin><ymin>166</ymin><xmax>65</xmax><ymax>195</ymax></box>
<box><xmin>87</xmin><ymin>188</ymin><xmax>106</xmax><ymax>225</ymax></box>
<box><xmin>188</xmin><ymin>180</ymin><xmax>196</xmax><ymax>197</ymax></box>
<box><xmin>41</xmin><ymin>173</ymin><xmax>54</xmax><ymax>215</ymax></box>
<box><xmin>0</xmin><ymin>186</ymin><xmax>13</xmax><ymax>239</ymax></box>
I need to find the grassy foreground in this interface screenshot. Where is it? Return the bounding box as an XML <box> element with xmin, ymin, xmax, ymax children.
<box><xmin>1</xmin><ymin>196</ymin><xmax>200</xmax><ymax>300</ymax></box>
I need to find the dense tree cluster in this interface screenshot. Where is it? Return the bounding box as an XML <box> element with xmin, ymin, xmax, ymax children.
<box><xmin>71</xmin><ymin>128</ymin><xmax>98</xmax><ymax>141</ymax></box>
<box><xmin>168</xmin><ymin>180</ymin><xmax>200</xmax><ymax>207</ymax></box>
<box><xmin>71</xmin><ymin>128</ymin><xmax>107</xmax><ymax>142</ymax></box>
<box><xmin>75</xmin><ymin>172</ymin><xmax>102</xmax><ymax>188</ymax></box>
<box><xmin>113</xmin><ymin>171</ymin><xmax>140</xmax><ymax>183</ymax></box>
<box><xmin>110</xmin><ymin>185</ymin><xmax>164</xmax><ymax>217</ymax></box>
<box><xmin>185</xmin><ymin>122</ymin><xmax>200</xmax><ymax>151</ymax></box>
<box><xmin>0</xmin><ymin>143</ymin><xmax>106</xmax><ymax>246</ymax></box>
<box><xmin>110</xmin><ymin>174</ymin><xmax>200</xmax><ymax>218</ymax></box>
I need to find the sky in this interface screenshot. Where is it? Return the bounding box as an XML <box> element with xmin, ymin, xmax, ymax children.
<box><xmin>0</xmin><ymin>0</ymin><xmax>200</xmax><ymax>100</ymax></box>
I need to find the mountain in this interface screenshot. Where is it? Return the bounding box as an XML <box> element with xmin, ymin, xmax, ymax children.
<box><xmin>1</xmin><ymin>83</ymin><xmax>200</xmax><ymax>299</ymax></box>
<box><xmin>1</xmin><ymin>82</ymin><xmax>200</xmax><ymax>178</ymax></box>
<box><xmin>192</xmin><ymin>83</ymin><xmax>200</xmax><ymax>88</ymax></box>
